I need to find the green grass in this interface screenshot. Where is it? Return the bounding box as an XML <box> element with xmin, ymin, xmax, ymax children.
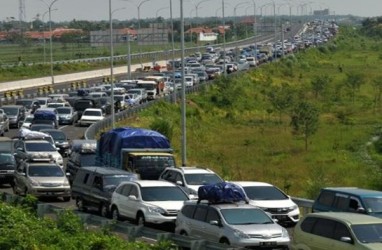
<box><xmin>112</xmin><ymin>26</ymin><xmax>382</xmax><ymax>199</ymax></box>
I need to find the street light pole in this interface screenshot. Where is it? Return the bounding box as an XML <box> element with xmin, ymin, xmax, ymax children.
<box><xmin>170</xmin><ymin>0</ymin><xmax>176</xmax><ymax>103</ymax></box>
<box><xmin>222</xmin><ymin>0</ymin><xmax>226</xmax><ymax>77</ymax></box>
<box><xmin>109</xmin><ymin>1</ymin><xmax>125</xmax><ymax>129</ymax></box>
<box><xmin>233</xmin><ymin>2</ymin><xmax>249</xmax><ymax>42</ymax></box>
<box><xmin>180</xmin><ymin>0</ymin><xmax>187</xmax><ymax>166</ymax></box>
<box><xmin>40</xmin><ymin>0</ymin><xmax>60</xmax><ymax>85</ymax></box>
<box><xmin>137</xmin><ymin>0</ymin><xmax>151</xmax><ymax>68</ymax></box>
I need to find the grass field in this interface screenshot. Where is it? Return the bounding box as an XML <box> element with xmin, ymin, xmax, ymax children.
<box><xmin>110</xmin><ymin>26</ymin><xmax>382</xmax><ymax>199</ymax></box>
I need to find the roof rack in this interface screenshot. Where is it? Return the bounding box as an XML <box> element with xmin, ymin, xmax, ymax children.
<box><xmin>23</xmin><ymin>152</ymin><xmax>56</xmax><ymax>163</ymax></box>
<box><xmin>71</xmin><ymin>140</ymin><xmax>97</xmax><ymax>153</ymax></box>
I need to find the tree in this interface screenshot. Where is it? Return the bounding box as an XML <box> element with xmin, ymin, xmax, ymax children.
<box><xmin>290</xmin><ymin>101</ymin><xmax>319</xmax><ymax>151</ymax></box>
<box><xmin>267</xmin><ymin>83</ymin><xmax>296</xmax><ymax>123</ymax></box>
<box><xmin>311</xmin><ymin>74</ymin><xmax>331</xmax><ymax>98</ymax></box>
<box><xmin>344</xmin><ymin>72</ymin><xmax>364</xmax><ymax>103</ymax></box>
<box><xmin>372</xmin><ymin>76</ymin><xmax>382</xmax><ymax>110</ymax></box>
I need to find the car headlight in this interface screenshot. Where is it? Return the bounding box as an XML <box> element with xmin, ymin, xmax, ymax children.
<box><xmin>63</xmin><ymin>180</ymin><xmax>70</xmax><ymax>187</ymax></box>
<box><xmin>289</xmin><ymin>205</ymin><xmax>298</xmax><ymax>211</ymax></box>
<box><xmin>282</xmin><ymin>227</ymin><xmax>289</xmax><ymax>238</ymax></box>
<box><xmin>30</xmin><ymin>178</ymin><xmax>40</xmax><ymax>186</ymax></box>
<box><xmin>233</xmin><ymin>229</ymin><xmax>250</xmax><ymax>239</ymax></box>
<box><xmin>56</xmin><ymin>156</ymin><xmax>63</xmax><ymax>164</ymax></box>
<box><xmin>147</xmin><ymin>206</ymin><xmax>165</xmax><ymax>214</ymax></box>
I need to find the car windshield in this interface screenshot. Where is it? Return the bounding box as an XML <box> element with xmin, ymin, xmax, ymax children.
<box><xmin>16</xmin><ymin>100</ymin><xmax>33</xmax><ymax>108</ymax></box>
<box><xmin>0</xmin><ymin>153</ymin><xmax>15</xmax><ymax>165</ymax></box>
<box><xmin>134</xmin><ymin>156</ymin><xmax>175</xmax><ymax>168</ymax></box>
<box><xmin>185</xmin><ymin>173</ymin><xmax>222</xmax><ymax>185</ymax></box>
<box><xmin>38</xmin><ymin>99</ymin><xmax>48</xmax><ymax>105</ymax></box>
<box><xmin>44</xmin><ymin>131</ymin><xmax>67</xmax><ymax>141</ymax></box>
<box><xmin>28</xmin><ymin>165</ymin><xmax>64</xmax><ymax>177</ymax></box>
<box><xmin>79</xmin><ymin>154</ymin><xmax>96</xmax><ymax>166</ymax></box>
<box><xmin>24</xmin><ymin>116</ymin><xmax>34</xmax><ymax>122</ymax></box>
<box><xmin>221</xmin><ymin>208</ymin><xmax>274</xmax><ymax>225</ymax></box>
<box><xmin>352</xmin><ymin>223</ymin><xmax>382</xmax><ymax>243</ymax></box>
<box><xmin>103</xmin><ymin>175</ymin><xmax>137</xmax><ymax>187</ymax></box>
<box><xmin>363</xmin><ymin>197</ymin><xmax>382</xmax><ymax>213</ymax></box>
<box><xmin>25</xmin><ymin>142</ymin><xmax>56</xmax><ymax>152</ymax></box>
<box><xmin>30</xmin><ymin>125</ymin><xmax>54</xmax><ymax>131</ymax></box>
<box><xmin>83</xmin><ymin>110</ymin><xmax>101</xmax><ymax>116</ymax></box>
<box><xmin>56</xmin><ymin>108</ymin><xmax>71</xmax><ymax>114</ymax></box>
<box><xmin>141</xmin><ymin>187</ymin><xmax>188</xmax><ymax>201</ymax></box>
<box><xmin>242</xmin><ymin>186</ymin><xmax>288</xmax><ymax>200</ymax></box>
<box><xmin>2</xmin><ymin>107</ymin><xmax>18</xmax><ymax>115</ymax></box>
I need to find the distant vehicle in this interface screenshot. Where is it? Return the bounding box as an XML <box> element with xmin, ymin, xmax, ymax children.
<box><xmin>71</xmin><ymin>166</ymin><xmax>139</xmax><ymax>217</ymax></box>
<box><xmin>291</xmin><ymin>212</ymin><xmax>382</xmax><ymax>250</ymax></box>
<box><xmin>73</xmin><ymin>98</ymin><xmax>97</xmax><ymax>118</ymax></box>
<box><xmin>29</xmin><ymin>123</ymin><xmax>55</xmax><ymax>132</ymax></box>
<box><xmin>12</xmin><ymin>153</ymin><xmax>70</xmax><ymax>201</ymax></box>
<box><xmin>175</xmin><ymin>200</ymin><xmax>290</xmax><ymax>249</ymax></box>
<box><xmin>78</xmin><ymin>108</ymin><xmax>104</xmax><ymax>126</ymax></box>
<box><xmin>312</xmin><ymin>187</ymin><xmax>382</xmax><ymax>218</ymax></box>
<box><xmin>0</xmin><ymin>137</ymin><xmax>16</xmax><ymax>185</ymax></box>
<box><xmin>66</xmin><ymin>140</ymin><xmax>97</xmax><ymax>184</ymax></box>
<box><xmin>32</xmin><ymin>108</ymin><xmax>58</xmax><ymax>129</ymax></box>
<box><xmin>35</xmin><ymin>97</ymin><xmax>51</xmax><ymax>108</ymax></box>
<box><xmin>40</xmin><ymin>129</ymin><xmax>70</xmax><ymax>157</ymax></box>
<box><xmin>15</xmin><ymin>99</ymin><xmax>40</xmax><ymax>114</ymax></box>
<box><xmin>159</xmin><ymin>167</ymin><xmax>223</xmax><ymax>198</ymax></box>
<box><xmin>56</xmin><ymin>107</ymin><xmax>78</xmax><ymax>125</ymax></box>
<box><xmin>110</xmin><ymin>180</ymin><xmax>189</xmax><ymax>225</ymax></box>
<box><xmin>20</xmin><ymin>114</ymin><xmax>34</xmax><ymax>129</ymax></box>
<box><xmin>0</xmin><ymin>110</ymin><xmax>10</xmax><ymax>135</ymax></box>
<box><xmin>88</xmin><ymin>92</ymin><xmax>108</xmax><ymax>98</ymax></box>
<box><xmin>1</xmin><ymin>105</ymin><xmax>26</xmax><ymax>128</ymax></box>
<box><xmin>233</xmin><ymin>181</ymin><xmax>300</xmax><ymax>226</ymax></box>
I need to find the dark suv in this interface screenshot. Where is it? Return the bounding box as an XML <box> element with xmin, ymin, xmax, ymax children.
<box><xmin>71</xmin><ymin>166</ymin><xmax>139</xmax><ymax>217</ymax></box>
<box><xmin>66</xmin><ymin>140</ymin><xmax>97</xmax><ymax>184</ymax></box>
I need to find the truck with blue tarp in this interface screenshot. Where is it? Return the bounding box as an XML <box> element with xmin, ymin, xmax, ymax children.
<box><xmin>96</xmin><ymin>127</ymin><xmax>176</xmax><ymax>180</ymax></box>
<box><xmin>32</xmin><ymin>109</ymin><xmax>58</xmax><ymax>128</ymax></box>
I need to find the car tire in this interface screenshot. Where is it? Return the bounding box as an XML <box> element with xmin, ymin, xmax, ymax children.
<box><xmin>219</xmin><ymin>238</ymin><xmax>230</xmax><ymax>245</ymax></box>
<box><xmin>63</xmin><ymin>197</ymin><xmax>71</xmax><ymax>202</ymax></box>
<box><xmin>99</xmin><ymin>203</ymin><xmax>109</xmax><ymax>218</ymax></box>
<box><xmin>76</xmin><ymin>197</ymin><xmax>87</xmax><ymax>211</ymax></box>
<box><xmin>136</xmin><ymin>212</ymin><xmax>146</xmax><ymax>226</ymax></box>
<box><xmin>12</xmin><ymin>184</ymin><xmax>18</xmax><ymax>195</ymax></box>
<box><xmin>111</xmin><ymin>206</ymin><xmax>121</xmax><ymax>221</ymax></box>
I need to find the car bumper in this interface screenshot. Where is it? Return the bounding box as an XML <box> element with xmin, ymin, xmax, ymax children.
<box><xmin>28</xmin><ymin>187</ymin><xmax>71</xmax><ymax>198</ymax></box>
<box><xmin>231</xmin><ymin>236</ymin><xmax>290</xmax><ymax>248</ymax></box>
<box><xmin>145</xmin><ymin>214</ymin><xmax>177</xmax><ymax>225</ymax></box>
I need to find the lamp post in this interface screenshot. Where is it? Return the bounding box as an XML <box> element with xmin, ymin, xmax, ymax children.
<box><xmin>137</xmin><ymin>0</ymin><xmax>151</xmax><ymax>68</ymax></box>
<box><xmin>109</xmin><ymin>0</ymin><xmax>125</xmax><ymax>129</ymax></box>
<box><xmin>170</xmin><ymin>0</ymin><xmax>176</xmax><ymax>103</ymax></box>
<box><xmin>233</xmin><ymin>2</ymin><xmax>249</xmax><ymax>42</ymax></box>
<box><xmin>155</xmin><ymin>6</ymin><xmax>168</xmax><ymax>46</ymax></box>
<box><xmin>180</xmin><ymin>0</ymin><xmax>187</xmax><ymax>166</ymax></box>
<box><xmin>40</xmin><ymin>0</ymin><xmax>60</xmax><ymax>85</ymax></box>
<box><xmin>222</xmin><ymin>0</ymin><xmax>227</xmax><ymax>77</ymax></box>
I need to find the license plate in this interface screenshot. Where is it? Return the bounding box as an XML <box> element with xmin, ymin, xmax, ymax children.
<box><xmin>260</xmin><ymin>242</ymin><xmax>277</xmax><ymax>247</ymax></box>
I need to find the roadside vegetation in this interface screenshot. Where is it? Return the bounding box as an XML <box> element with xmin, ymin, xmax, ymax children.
<box><xmin>117</xmin><ymin>25</ymin><xmax>382</xmax><ymax>199</ymax></box>
<box><xmin>0</xmin><ymin>195</ymin><xmax>175</xmax><ymax>250</ymax></box>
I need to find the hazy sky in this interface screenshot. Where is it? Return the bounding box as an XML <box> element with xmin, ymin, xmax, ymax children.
<box><xmin>1</xmin><ymin>0</ymin><xmax>382</xmax><ymax>22</ymax></box>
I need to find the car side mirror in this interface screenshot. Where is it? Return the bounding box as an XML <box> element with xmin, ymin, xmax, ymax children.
<box><xmin>176</xmin><ymin>180</ymin><xmax>184</xmax><ymax>186</ymax></box>
<box><xmin>209</xmin><ymin>220</ymin><xmax>221</xmax><ymax>227</ymax></box>
<box><xmin>128</xmin><ymin>195</ymin><xmax>137</xmax><ymax>200</ymax></box>
<box><xmin>340</xmin><ymin>237</ymin><xmax>353</xmax><ymax>244</ymax></box>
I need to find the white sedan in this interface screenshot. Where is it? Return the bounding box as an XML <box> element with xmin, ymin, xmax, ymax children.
<box><xmin>78</xmin><ymin>108</ymin><xmax>104</xmax><ymax>126</ymax></box>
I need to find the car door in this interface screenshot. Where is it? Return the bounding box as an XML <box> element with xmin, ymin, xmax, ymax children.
<box><xmin>123</xmin><ymin>184</ymin><xmax>140</xmax><ymax>220</ymax></box>
<box><xmin>202</xmin><ymin>207</ymin><xmax>222</xmax><ymax>242</ymax></box>
<box><xmin>189</xmin><ymin>206</ymin><xmax>208</xmax><ymax>238</ymax></box>
<box><xmin>89</xmin><ymin>175</ymin><xmax>105</xmax><ymax>208</ymax></box>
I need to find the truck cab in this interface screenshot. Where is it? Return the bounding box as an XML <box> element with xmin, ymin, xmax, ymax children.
<box><xmin>122</xmin><ymin>151</ymin><xmax>176</xmax><ymax>180</ymax></box>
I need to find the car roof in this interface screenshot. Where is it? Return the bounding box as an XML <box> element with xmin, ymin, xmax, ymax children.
<box><xmin>121</xmin><ymin>180</ymin><xmax>177</xmax><ymax>188</ymax></box>
<box><xmin>83</xmin><ymin>108</ymin><xmax>102</xmax><ymax>112</ymax></box>
<box><xmin>231</xmin><ymin>181</ymin><xmax>273</xmax><ymax>187</ymax></box>
<box><xmin>304</xmin><ymin>212</ymin><xmax>382</xmax><ymax>225</ymax></box>
<box><xmin>79</xmin><ymin>166</ymin><xmax>136</xmax><ymax>176</ymax></box>
<box><xmin>175</xmin><ymin>167</ymin><xmax>216</xmax><ymax>174</ymax></box>
<box><xmin>321</xmin><ymin>187</ymin><xmax>382</xmax><ymax>197</ymax></box>
<box><xmin>184</xmin><ymin>200</ymin><xmax>257</xmax><ymax>209</ymax></box>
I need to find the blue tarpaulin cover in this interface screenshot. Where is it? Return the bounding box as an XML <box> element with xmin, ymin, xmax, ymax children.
<box><xmin>198</xmin><ymin>182</ymin><xmax>248</xmax><ymax>204</ymax></box>
<box><xmin>33</xmin><ymin>110</ymin><xmax>56</xmax><ymax>120</ymax></box>
<box><xmin>97</xmin><ymin>127</ymin><xmax>171</xmax><ymax>168</ymax></box>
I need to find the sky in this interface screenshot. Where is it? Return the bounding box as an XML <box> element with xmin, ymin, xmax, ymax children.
<box><xmin>1</xmin><ymin>0</ymin><xmax>382</xmax><ymax>23</ymax></box>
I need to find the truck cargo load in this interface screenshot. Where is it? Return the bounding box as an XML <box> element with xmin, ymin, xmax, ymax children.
<box><xmin>97</xmin><ymin>127</ymin><xmax>176</xmax><ymax>180</ymax></box>
<box><xmin>198</xmin><ymin>182</ymin><xmax>248</xmax><ymax>204</ymax></box>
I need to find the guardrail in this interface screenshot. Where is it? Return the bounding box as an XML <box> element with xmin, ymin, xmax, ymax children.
<box><xmin>1</xmin><ymin>191</ymin><xmax>314</xmax><ymax>250</ymax></box>
<box><xmin>0</xmin><ymin>191</ymin><xmax>237</xmax><ymax>250</ymax></box>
